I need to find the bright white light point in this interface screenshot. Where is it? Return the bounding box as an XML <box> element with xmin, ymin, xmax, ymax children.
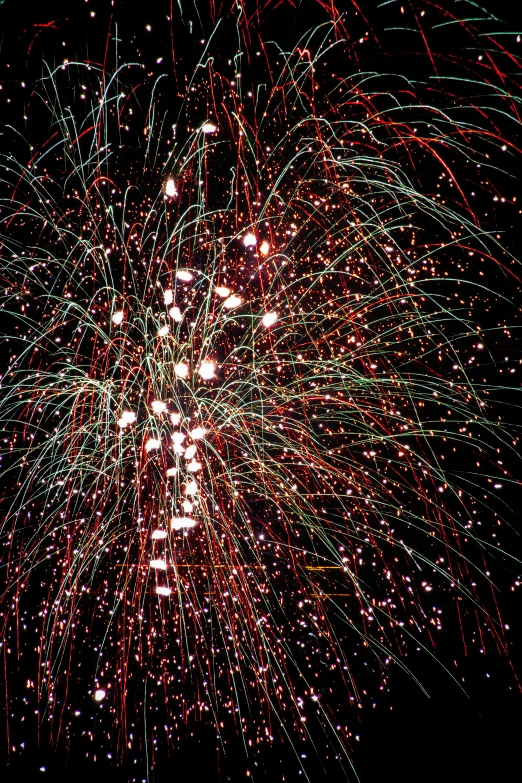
<box><xmin>183</xmin><ymin>500</ymin><xmax>193</xmax><ymax>513</ymax></box>
<box><xmin>150</xmin><ymin>559</ymin><xmax>167</xmax><ymax>570</ymax></box>
<box><xmin>259</xmin><ymin>241</ymin><xmax>270</xmax><ymax>256</ymax></box>
<box><xmin>215</xmin><ymin>286</ymin><xmax>230</xmax><ymax>298</ymax></box>
<box><xmin>184</xmin><ymin>444</ymin><xmax>197</xmax><ymax>460</ymax></box>
<box><xmin>158</xmin><ymin>325</ymin><xmax>169</xmax><ymax>337</ymax></box>
<box><xmin>163</xmin><ymin>289</ymin><xmax>173</xmax><ymax>306</ymax></box>
<box><xmin>190</xmin><ymin>427</ymin><xmax>206</xmax><ymax>440</ymax></box>
<box><xmin>166</xmin><ymin>467</ymin><xmax>178</xmax><ymax>477</ymax></box>
<box><xmin>156</xmin><ymin>586</ymin><xmax>172</xmax><ymax>596</ymax></box>
<box><xmin>174</xmin><ymin>362</ymin><xmax>189</xmax><ymax>379</ymax></box>
<box><xmin>243</xmin><ymin>232</ymin><xmax>256</xmax><ymax>247</ymax></box>
<box><xmin>198</xmin><ymin>361</ymin><xmax>216</xmax><ymax>380</ymax></box>
<box><xmin>118</xmin><ymin>410</ymin><xmax>136</xmax><ymax>428</ymax></box>
<box><xmin>165</xmin><ymin>178</ymin><xmax>177</xmax><ymax>197</ymax></box>
<box><xmin>94</xmin><ymin>689</ymin><xmax>106</xmax><ymax>702</ymax></box>
<box><xmin>223</xmin><ymin>294</ymin><xmax>242</xmax><ymax>309</ymax></box>
<box><xmin>176</xmin><ymin>270</ymin><xmax>194</xmax><ymax>282</ymax></box>
<box><xmin>262</xmin><ymin>311</ymin><xmax>277</xmax><ymax>327</ymax></box>
<box><xmin>145</xmin><ymin>438</ymin><xmax>161</xmax><ymax>452</ymax></box>
<box><xmin>187</xmin><ymin>461</ymin><xmax>201</xmax><ymax>473</ymax></box>
<box><xmin>202</xmin><ymin>121</ymin><xmax>217</xmax><ymax>133</ymax></box>
<box><xmin>151</xmin><ymin>530</ymin><xmax>168</xmax><ymax>539</ymax></box>
<box><xmin>169</xmin><ymin>306</ymin><xmax>182</xmax><ymax>322</ymax></box>
<box><xmin>171</xmin><ymin>517</ymin><xmax>197</xmax><ymax>530</ymax></box>
<box><xmin>112</xmin><ymin>310</ymin><xmax>124</xmax><ymax>325</ymax></box>
<box><xmin>151</xmin><ymin>400</ymin><xmax>167</xmax><ymax>415</ymax></box>
<box><xmin>170</xmin><ymin>412</ymin><xmax>181</xmax><ymax>425</ymax></box>
<box><xmin>172</xmin><ymin>432</ymin><xmax>186</xmax><ymax>455</ymax></box>
<box><xmin>185</xmin><ymin>480</ymin><xmax>198</xmax><ymax>496</ymax></box>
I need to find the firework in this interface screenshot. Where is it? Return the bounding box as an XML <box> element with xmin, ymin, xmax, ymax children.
<box><xmin>1</xmin><ymin>2</ymin><xmax>521</xmax><ymax>778</ymax></box>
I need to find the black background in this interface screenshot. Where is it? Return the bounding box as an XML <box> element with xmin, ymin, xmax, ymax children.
<box><xmin>1</xmin><ymin>1</ymin><xmax>522</xmax><ymax>780</ymax></box>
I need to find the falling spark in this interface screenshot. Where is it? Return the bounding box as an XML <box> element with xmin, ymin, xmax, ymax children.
<box><xmin>223</xmin><ymin>294</ymin><xmax>243</xmax><ymax>309</ymax></box>
<box><xmin>174</xmin><ymin>362</ymin><xmax>189</xmax><ymax>379</ymax></box>
<box><xmin>184</xmin><ymin>444</ymin><xmax>197</xmax><ymax>460</ymax></box>
<box><xmin>170</xmin><ymin>518</ymin><xmax>197</xmax><ymax>530</ymax></box>
<box><xmin>176</xmin><ymin>270</ymin><xmax>194</xmax><ymax>282</ymax></box>
<box><xmin>262</xmin><ymin>311</ymin><xmax>277</xmax><ymax>327</ymax></box>
<box><xmin>169</xmin><ymin>306</ymin><xmax>182</xmax><ymax>322</ymax></box>
<box><xmin>185</xmin><ymin>481</ymin><xmax>198</xmax><ymax>496</ymax></box>
<box><xmin>150</xmin><ymin>559</ymin><xmax>167</xmax><ymax>570</ymax></box>
<box><xmin>117</xmin><ymin>410</ymin><xmax>136</xmax><ymax>428</ymax></box>
<box><xmin>151</xmin><ymin>530</ymin><xmax>168</xmax><ymax>540</ymax></box>
<box><xmin>145</xmin><ymin>438</ymin><xmax>161</xmax><ymax>452</ymax></box>
<box><xmin>243</xmin><ymin>232</ymin><xmax>256</xmax><ymax>247</ymax></box>
<box><xmin>165</xmin><ymin>179</ymin><xmax>177</xmax><ymax>197</ymax></box>
<box><xmin>198</xmin><ymin>361</ymin><xmax>216</xmax><ymax>380</ymax></box>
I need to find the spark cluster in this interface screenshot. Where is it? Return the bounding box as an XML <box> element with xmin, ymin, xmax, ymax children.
<box><xmin>1</xmin><ymin>4</ymin><xmax>521</xmax><ymax>778</ymax></box>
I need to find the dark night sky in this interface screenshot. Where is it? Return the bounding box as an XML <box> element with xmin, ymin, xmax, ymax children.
<box><xmin>1</xmin><ymin>1</ymin><xmax>522</xmax><ymax>781</ymax></box>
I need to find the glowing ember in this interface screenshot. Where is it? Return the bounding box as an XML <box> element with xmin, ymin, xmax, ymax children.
<box><xmin>262</xmin><ymin>311</ymin><xmax>278</xmax><ymax>327</ymax></box>
<box><xmin>198</xmin><ymin>361</ymin><xmax>216</xmax><ymax>380</ymax></box>
<box><xmin>117</xmin><ymin>410</ymin><xmax>136</xmax><ymax>428</ymax></box>
<box><xmin>174</xmin><ymin>362</ymin><xmax>189</xmax><ymax>379</ymax></box>
<box><xmin>242</xmin><ymin>232</ymin><xmax>256</xmax><ymax>247</ymax></box>
<box><xmin>223</xmin><ymin>294</ymin><xmax>243</xmax><ymax>309</ymax></box>
<box><xmin>151</xmin><ymin>530</ymin><xmax>168</xmax><ymax>540</ymax></box>
<box><xmin>150</xmin><ymin>559</ymin><xmax>167</xmax><ymax>570</ymax></box>
<box><xmin>176</xmin><ymin>270</ymin><xmax>194</xmax><ymax>282</ymax></box>
<box><xmin>165</xmin><ymin>178</ymin><xmax>177</xmax><ymax>197</ymax></box>
<box><xmin>184</xmin><ymin>444</ymin><xmax>197</xmax><ymax>460</ymax></box>
<box><xmin>145</xmin><ymin>438</ymin><xmax>161</xmax><ymax>452</ymax></box>
<box><xmin>170</xmin><ymin>517</ymin><xmax>197</xmax><ymax>530</ymax></box>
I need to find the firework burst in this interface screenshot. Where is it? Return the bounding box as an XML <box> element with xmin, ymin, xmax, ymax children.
<box><xmin>1</xmin><ymin>2</ymin><xmax>522</xmax><ymax>778</ymax></box>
